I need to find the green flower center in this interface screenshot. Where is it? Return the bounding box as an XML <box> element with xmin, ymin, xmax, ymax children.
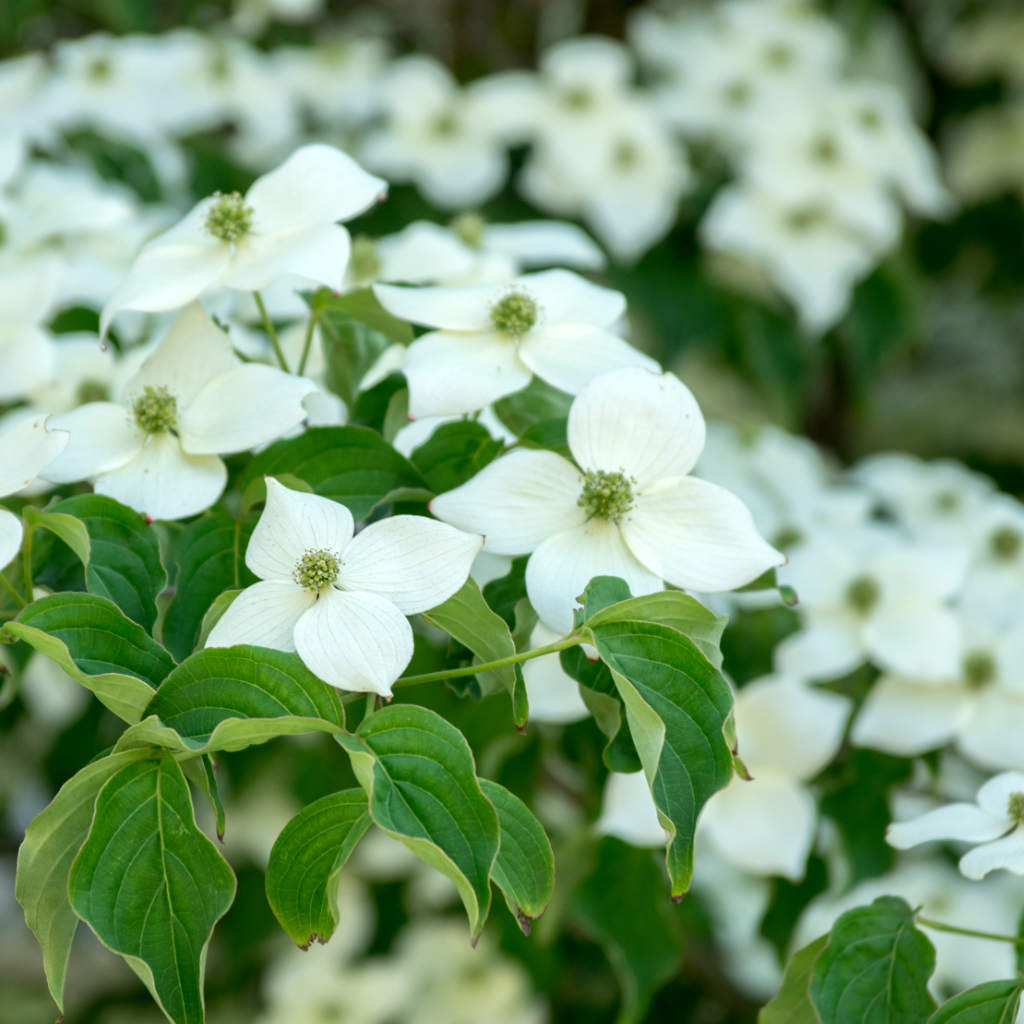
<box><xmin>578</xmin><ymin>469</ymin><xmax>635</xmax><ymax>522</ymax></box>
<box><xmin>431</xmin><ymin>109</ymin><xmax>460</xmax><ymax>137</ymax></box>
<box><xmin>87</xmin><ymin>56</ymin><xmax>112</xmax><ymax>81</ymax></box>
<box><xmin>205</xmin><ymin>191</ymin><xmax>253</xmax><ymax>243</ymax></box>
<box><xmin>490</xmin><ymin>290</ymin><xmax>539</xmax><ymax>337</ymax></box>
<box><xmin>77</xmin><ymin>378</ymin><xmax>110</xmax><ymax>404</ymax></box>
<box><xmin>1008</xmin><ymin>792</ymin><xmax>1024</xmax><ymax>823</ymax></box>
<box><xmin>561</xmin><ymin>85</ymin><xmax>593</xmax><ymax>111</ymax></box>
<box><xmin>810</xmin><ymin>134</ymin><xmax>840</xmax><ymax>164</ymax></box>
<box><xmin>451</xmin><ymin>212</ymin><xmax>485</xmax><ymax>248</ymax></box>
<box><xmin>933</xmin><ymin>490</ymin><xmax>959</xmax><ymax>513</ymax></box>
<box><xmin>963</xmin><ymin>649</ymin><xmax>996</xmax><ymax>689</ymax></box>
<box><xmin>990</xmin><ymin>526</ymin><xmax>1022</xmax><ymax>562</ymax></box>
<box><xmin>764</xmin><ymin>43</ymin><xmax>794</xmax><ymax>68</ymax></box>
<box><xmin>858</xmin><ymin>106</ymin><xmax>883</xmax><ymax>131</ymax></box>
<box><xmin>773</xmin><ymin>526</ymin><xmax>804</xmax><ymax>551</ymax></box>
<box><xmin>723</xmin><ymin>80</ymin><xmax>752</xmax><ymax>107</ymax></box>
<box><xmin>132</xmin><ymin>386</ymin><xmax>178</xmax><ymax>435</ymax></box>
<box><xmin>845</xmin><ymin>574</ymin><xmax>880</xmax><ymax>614</ymax></box>
<box><xmin>350</xmin><ymin>235</ymin><xmax>381</xmax><ymax>282</ymax></box>
<box><xmin>785</xmin><ymin>205</ymin><xmax>826</xmax><ymax>233</ymax></box>
<box><xmin>293</xmin><ymin>548</ymin><xmax>340</xmax><ymax>592</ymax></box>
<box><xmin>613</xmin><ymin>140</ymin><xmax>640</xmax><ymax>171</ymax></box>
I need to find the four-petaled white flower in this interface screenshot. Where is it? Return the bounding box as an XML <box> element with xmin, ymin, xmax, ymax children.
<box><xmin>374</xmin><ymin>270</ymin><xmax>657</xmax><ymax>419</ymax></box>
<box><xmin>101</xmin><ymin>143</ymin><xmax>387</xmax><ymax>338</ymax></box>
<box><xmin>888</xmin><ymin>771</ymin><xmax>1024</xmax><ymax>880</ymax></box>
<box><xmin>0</xmin><ymin>414</ymin><xmax>69</xmax><ymax>570</ymax></box>
<box><xmin>44</xmin><ymin>303</ymin><xmax>316</xmax><ymax>520</ymax></box>
<box><xmin>431</xmin><ymin>367</ymin><xmax>784</xmax><ymax>633</ymax></box>
<box><xmin>206</xmin><ymin>478</ymin><xmax>483</xmax><ymax>696</ymax></box>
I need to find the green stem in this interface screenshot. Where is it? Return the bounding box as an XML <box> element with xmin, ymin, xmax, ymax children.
<box><xmin>0</xmin><ymin>570</ymin><xmax>25</xmax><ymax>608</ymax></box>
<box><xmin>253</xmin><ymin>291</ymin><xmax>290</xmax><ymax>373</ymax></box>
<box><xmin>297</xmin><ymin>310</ymin><xmax>320</xmax><ymax>376</ymax></box>
<box><xmin>395</xmin><ymin>633</ymin><xmax>581</xmax><ymax>688</ymax></box>
<box><xmin>917</xmin><ymin>916</ymin><xmax>1024</xmax><ymax>947</ymax></box>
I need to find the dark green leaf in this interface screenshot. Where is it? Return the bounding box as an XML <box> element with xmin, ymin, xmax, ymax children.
<box><xmin>493</xmin><ymin>377</ymin><xmax>572</xmax><ymax>436</ymax></box>
<box><xmin>928</xmin><ymin>980</ymin><xmax>1023</xmax><ymax>1024</ymax></box>
<box><xmin>411</xmin><ymin>420</ymin><xmax>504</xmax><ymax>493</ymax></box>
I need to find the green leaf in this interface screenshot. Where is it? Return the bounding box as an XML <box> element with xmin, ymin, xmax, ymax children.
<box><xmin>337</xmin><ymin>704</ymin><xmax>500</xmax><ymax>938</ymax></box>
<box><xmin>16</xmin><ymin>750</ymin><xmax>150</xmax><ymax>1013</ymax></box>
<box><xmin>68</xmin><ymin>756</ymin><xmax>236</xmax><ymax>1024</ymax></box>
<box><xmin>410</xmin><ymin>420</ymin><xmax>504</xmax><ymax>493</ymax></box>
<box><xmin>4</xmin><ymin>593</ymin><xmax>175</xmax><ymax>722</ymax></box>
<box><xmin>479</xmin><ymin>779</ymin><xmax>554</xmax><ymax>930</ymax></box>
<box><xmin>928</xmin><ymin>981</ymin><xmax>1024</xmax><ymax>1024</ymax></box>
<box><xmin>493</xmin><ymin>377</ymin><xmax>572</xmax><ymax>436</ymax></box>
<box><xmin>588</xmin><ymin>618</ymin><xmax>734</xmax><ymax>896</ymax></box>
<box><xmin>240</xmin><ymin>426</ymin><xmax>430</xmax><ymax>519</ymax></box>
<box><xmin>39</xmin><ymin>494</ymin><xmax>166</xmax><ymax>631</ymax></box>
<box><xmin>265</xmin><ymin>790</ymin><xmax>371</xmax><ymax>948</ymax></box>
<box><xmin>118</xmin><ymin>646</ymin><xmax>345</xmax><ymax>754</ymax></box>
<box><xmin>759</xmin><ymin>935</ymin><xmax>827</xmax><ymax>1024</ymax></box>
<box><xmin>422</xmin><ymin>577</ymin><xmax>518</xmax><ymax>702</ymax></box>
<box><xmin>809</xmin><ymin>896</ymin><xmax>936</xmax><ymax>1023</ymax></box>
<box><xmin>162</xmin><ymin>512</ymin><xmax>254</xmax><ymax>662</ymax></box>
<box><xmin>24</xmin><ymin>506</ymin><xmax>90</xmax><ymax>564</ymax></box>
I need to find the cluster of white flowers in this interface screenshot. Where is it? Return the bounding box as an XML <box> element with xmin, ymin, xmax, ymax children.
<box><xmin>0</xmin><ymin>0</ymin><xmax>949</xmax><ymax>334</ymax></box>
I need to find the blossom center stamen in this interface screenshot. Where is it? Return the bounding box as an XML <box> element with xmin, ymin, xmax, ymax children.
<box><xmin>963</xmin><ymin>650</ymin><xmax>996</xmax><ymax>689</ymax></box>
<box><xmin>1008</xmin><ymin>792</ymin><xmax>1024</xmax><ymax>824</ymax></box>
<box><xmin>132</xmin><ymin>386</ymin><xmax>178</xmax><ymax>434</ymax></box>
<box><xmin>845</xmin><ymin>574</ymin><xmax>880</xmax><ymax>614</ymax></box>
<box><xmin>293</xmin><ymin>548</ymin><xmax>340</xmax><ymax>592</ymax></box>
<box><xmin>578</xmin><ymin>469</ymin><xmax>635</xmax><ymax>522</ymax></box>
<box><xmin>205</xmin><ymin>191</ymin><xmax>254</xmax><ymax>243</ymax></box>
<box><xmin>490</xmin><ymin>290</ymin><xmax>538</xmax><ymax>338</ymax></box>
<box><xmin>990</xmin><ymin>526</ymin><xmax>1022</xmax><ymax>562</ymax></box>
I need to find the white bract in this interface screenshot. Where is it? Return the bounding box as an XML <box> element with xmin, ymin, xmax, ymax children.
<box><xmin>596</xmin><ymin>770</ymin><xmax>666</xmax><ymax>848</ymax></box>
<box><xmin>206</xmin><ymin>478</ymin><xmax>482</xmax><ymax>696</ymax></box>
<box><xmin>431</xmin><ymin>367</ymin><xmax>783</xmax><ymax>633</ymax></box>
<box><xmin>43</xmin><ymin>303</ymin><xmax>315</xmax><ymax>519</ymax></box>
<box><xmin>0</xmin><ymin>257</ymin><xmax>62</xmax><ymax>403</ymax></box>
<box><xmin>887</xmin><ymin>771</ymin><xmax>1024</xmax><ymax>880</ymax></box>
<box><xmin>0</xmin><ymin>414</ymin><xmax>69</xmax><ymax>570</ymax></box>
<box><xmin>375</xmin><ymin>270</ymin><xmax>655</xmax><ymax>419</ymax></box>
<box><xmin>521</xmin><ymin>621</ymin><xmax>590</xmax><ymax>724</ymax></box>
<box><xmin>100</xmin><ymin>144</ymin><xmax>386</xmax><ymax>338</ymax></box>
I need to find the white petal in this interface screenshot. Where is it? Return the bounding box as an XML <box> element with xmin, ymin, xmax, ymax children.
<box><xmin>244</xmin><ymin>144</ymin><xmax>387</xmax><ymax>235</ymax></box>
<box><xmin>403</xmin><ymin>330</ymin><xmax>531</xmax><ymax>418</ymax></box>
<box><xmin>596</xmin><ymin>771</ymin><xmax>666</xmax><ymax>847</ymax></box>
<box><xmin>774</xmin><ymin>615</ymin><xmax>866</xmax><ymax>682</ymax></box>
<box><xmin>522</xmin><ymin>622</ymin><xmax>590</xmax><ymax>724</ymax></box>
<box><xmin>0</xmin><ymin>326</ymin><xmax>57</xmax><ymax>402</ymax></box>
<box><xmin>959</xmin><ymin>830</ymin><xmax>1024</xmax><ymax>880</ymax></box>
<box><xmin>180</xmin><ymin>364</ymin><xmax>316</xmax><ymax>455</ymax></box>
<box><xmin>0</xmin><ymin>508</ymin><xmax>22</xmax><ymax>570</ymax></box>
<box><xmin>95</xmin><ymin>433</ymin><xmax>226</xmax><ymax>520</ymax></box>
<box><xmin>864</xmin><ymin>603</ymin><xmax>963</xmax><ymax>681</ymax></box>
<box><xmin>43</xmin><ymin>403</ymin><xmax>142</xmax><ymax>484</ymax></box>
<box><xmin>430</xmin><ymin>449</ymin><xmax>584</xmax><ymax>555</ymax></box>
<box><xmin>126</xmin><ymin>302</ymin><xmax>237</xmax><ymax>405</ymax></box>
<box><xmin>958</xmin><ymin>692</ymin><xmax>1024</xmax><ymax>772</ymax></box>
<box><xmin>623</xmin><ymin>476</ymin><xmax>784</xmax><ymax>592</ymax></box>
<box><xmin>294</xmin><ymin>588</ymin><xmax>413</xmax><ymax>697</ymax></box>
<box><xmin>568</xmin><ymin>368</ymin><xmax>705</xmax><ymax>486</ymax></box>
<box><xmin>702</xmin><ymin>776</ymin><xmax>817</xmax><ymax>881</ymax></box>
<box><xmin>0</xmin><ymin>413</ymin><xmax>69</xmax><ymax>496</ymax></box>
<box><xmin>976</xmin><ymin>772</ymin><xmax>1024</xmax><ymax>817</ymax></box>
<box><xmin>887</xmin><ymin>804</ymin><xmax>1010</xmax><ymax>849</ymax></box>
<box><xmin>482</xmin><ymin>220</ymin><xmax>605</xmax><ymax>270</ymax></box>
<box><xmin>205</xmin><ymin>580</ymin><xmax>315</xmax><ymax>651</ymax></box>
<box><xmin>526</xmin><ymin>519</ymin><xmax>663</xmax><ymax>634</ymax></box>
<box><xmin>519</xmin><ymin>269</ymin><xmax>625</xmax><ymax>327</ymax></box>
<box><xmin>221</xmin><ymin>223</ymin><xmax>351</xmax><ymax>292</ymax></box>
<box><xmin>339</xmin><ymin>515</ymin><xmax>482</xmax><ymax>615</ymax></box>
<box><xmin>100</xmin><ymin>199</ymin><xmax>229</xmax><ymax>337</ymax></box>
<box><xmin>373</xmin><ymin>282</ymin><xmax>495</xmax><ymax>331</ymax></box>
<box><xmin>518</xmin><ymin>325</ymin><xmax>659</xmax><ymax>395</ymax></box>
<box><xmin>851</xmin><ymin>675</ymin><xmax>972</xmax><ymax>756</ymax></box>
<box><xmin>247</xmin><ymin>478</ymin><xmax>354</xmax><ymax>582</ymax></box>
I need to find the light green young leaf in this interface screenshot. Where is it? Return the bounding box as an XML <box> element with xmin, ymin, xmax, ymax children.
<box><xmin>16</xmin><ymin>749</ymin><xmax>150</xmax><ymax>1014</ymax></box>
<box><xmin>265</xmin><ymin>790</ymin><xmax>371</xmax><ymax>948</ymax></box>
<box><xmin>23</xmin><ymin>506</ymin><xmax>90</xmax><ymax>565</ymax></box>
<box><xmin>758</xmin><ymin>935</ymin><xmax>827</xmax><ymax>1024</ymax></box>
<box><xmin>480</xmin><ymin>779</ymin><xmax>554</xmax><ymax>930</ymax></box>
<box><xmin>68</xmin><ymin>756</ymin><xmax>236</xmax><ymax>1024</ymax></box>
<box><xmin>809</xmin><ymin>896</ymin><xmax>936</xmax><ymax>1023</ymax></box>
<box><xmin>3</xmin><ymin>593</ymin><xmax>174</xmax><ymax>722</ymax></box>
<box><xmin>337</xmin><ymin>704</ymin><xmax>500</xmax><ymax>938</ymax></box>
<box><xmin>928</xmin><ymin>980</ymin><xmax>1024</xmax><ymax>1024</ymax></box>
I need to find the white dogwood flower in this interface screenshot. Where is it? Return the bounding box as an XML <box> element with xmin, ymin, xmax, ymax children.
<box><xmin>597</xmin><ymin>770</ymin><xmax>666</xmax><ymax>848</ymax></box>
<box><xmin>206</xmin><ymin>478</ymin><xmax>482</xmax><ymax>696</ymax></box>
<box><xmin>521</xmin><ymin>621</ymin><xmax>590</xmax><ymax>724</ymax></box>
<box><xmin>0</xmin><ymin>414</ymin><xmax>69</xmax><ymax>569</ymax></box>
<box><xmin>374</xmin><ymin>270</ymin><xmax>657</xmax><ymax>418</ymax></box>
<box><xmin>431</xmin><ymin>368</ymin><xmax>783</xmax><ymax>632</ymax></box>
<box><xmin>887</xmin><ymin>771</ymin><xmax>1024</xmax><ymax>880</ymax></box>
<box><xmin>100</xmin><ymin>144</ymin><xmax>387</xmax><ymax>338</ymax></box>
<box><xmin>43</xmin><ymin>303</ymin><xmax>315</xmax><ymax>520</ymax></box>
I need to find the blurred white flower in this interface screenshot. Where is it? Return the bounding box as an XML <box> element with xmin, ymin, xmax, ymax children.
<box><xmin>522</xmin><ymin>621</ymin><xmax>590</xmax><ymax>724</ymax></box>
<box><xmin>0</xmin><ymin>257</ymin><xmax>62</xmax><ymax>403</ymax></box>
<box><xmin>596</xmin><ymin>769</ymin><xmax>665</xmax><ymax>847</ymax></box>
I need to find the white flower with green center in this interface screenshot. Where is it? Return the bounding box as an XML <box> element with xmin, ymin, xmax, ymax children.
<box><xmin>888</xmin><ymin>771</ymin><xmax>1024</xmax><ymax>879</ymax></box>
<box><xmin>430</xmin><ymin>367</ymin><xmax>784</xmax><ymax>633</ymax></box>
<box><xmin>100</xmin><ymin>144</ymin><xmax>387</xmax><ymax>338</ymax></box>
<box><xmin>374</xmin><ymin>269</ymin><xmax>657</xmax><ymax>418</ymax></box>
<box><xmin>43</xmin><ymin>303</ymin><xmax>315</xmax><ymax>520</ymax></box>
<box><xmin>206</xmin><ymin>478</ymin><xmax>483</xmax><ymax>696</ymax></box>
<box><xmin>0</xmin><ymin>414</ymin><xmax>69</xmax><ymax>570</ymax></box>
